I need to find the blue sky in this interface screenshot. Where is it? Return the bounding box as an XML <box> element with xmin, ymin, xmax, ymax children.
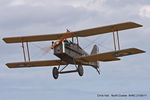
<box><xmin>0</xmin><ymin>0</ymin><xmax>150</xmax><ymax>100</ymax></box>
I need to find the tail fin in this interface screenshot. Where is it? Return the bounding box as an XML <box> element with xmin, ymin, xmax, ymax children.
<box><xmin>91</xmin><ymin>45</ymin><xmax>99</xmax><ymax>55</ymax></box>
<box><xmin>91</xmin><ymin>45</ymin><xmax>100</xmax><ymax>74</ymax></box>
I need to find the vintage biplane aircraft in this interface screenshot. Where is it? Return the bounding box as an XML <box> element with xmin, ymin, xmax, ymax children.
<box><xmin>3</xmin><ymin>22</ymin><xmax>145</xmax><ymax>79</ymax></box>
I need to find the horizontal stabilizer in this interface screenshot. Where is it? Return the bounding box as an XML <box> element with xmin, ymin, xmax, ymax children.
<box><xmin>6</xmin><ymin>60</ymin><xmax>67</xmax><ymax>68</ymax></box>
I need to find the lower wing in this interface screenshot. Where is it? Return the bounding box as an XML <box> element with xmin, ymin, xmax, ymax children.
<box><xmin>75</xmin><ymin>48</ymin><xmax>145</xmax><ymax>63</ymax></box>
<box><xmin>6</xmin><ymin>60</ymin><xmax>67</xmax><ymax>68</ymax></box>
<box><xmin>6</xmin><ymin>48</ymin><xmax>145</xmax><ymax>68</ymax></box>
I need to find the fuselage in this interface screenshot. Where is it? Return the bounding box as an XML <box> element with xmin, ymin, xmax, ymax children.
<box><xmin>53</xmin><ymin>40</ymin><xmax>96</xmax><ymax>67</ymax></box>
<box><xmin>54</xmin><ymin>40</ymin><xmax>86</xmax><ymax>62</ymax></box>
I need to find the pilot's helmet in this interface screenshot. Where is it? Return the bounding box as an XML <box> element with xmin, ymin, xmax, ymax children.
<box><xmin>64</xmin><ymin>40</ymin><xmax>68</xmax><ymax>42</ymax></box>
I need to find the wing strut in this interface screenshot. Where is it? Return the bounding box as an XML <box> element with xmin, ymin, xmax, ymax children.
<box><xmin>22</xmin><ymin>42</ymin><xmax>26</xmax><ymax>62</ymax></box>
<box><xmin>21</xmin><ymin>41</ymin><xmax>31</xmax><ymax>62</ymax></box>
<box><xmin>26</xmin><ymin>42</ymin><xmax>31</xmax><ymax>62</ymax></box>
<box><xmin>116</xmin><ymin>30</ymin><xmax>121</xmax><ymax>50</ymax></box>
<box><xmin>112</xmin><ymin>28</ymin><xmax>121</xmax><ymax>51</ymax></box>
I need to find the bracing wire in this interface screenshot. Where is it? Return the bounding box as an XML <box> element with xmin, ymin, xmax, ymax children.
<box><xmin>83</xmin><ymin>35</ymin><xmax>112</xmax><ymax>51</ymax></box>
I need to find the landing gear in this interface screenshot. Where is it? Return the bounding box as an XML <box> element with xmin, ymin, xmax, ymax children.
<box><xmin>77</xmin><ymin>64</ymin><xmax>83</xmax><ymax>76</ymax></box>
<box><xmin>52</xmin><ymin>67</ymin><xmax>59</xmax><ymax>79</ymax></box>
<box><xmin>52</xmin><ymin>64</ymin><xmax>84</xmax><ymax>79</ymax></box>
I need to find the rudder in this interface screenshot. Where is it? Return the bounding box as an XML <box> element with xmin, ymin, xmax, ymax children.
<box><xmin>91</xmin><ymin>45</ymin><xmax>100</xmax><ymax>74</ymax></box>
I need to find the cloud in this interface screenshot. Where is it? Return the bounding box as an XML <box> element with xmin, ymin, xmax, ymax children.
<box><xmin>64</xmin><ymin>0</ymin><xmax>106</xmax><ymax>12</ymax></box>
<box><xmin>9</xmin><ymin>0</ymin><xmax>25</xmax><ymax>6</ymax></box>
<box><xmin>9</xmin><ymin>0</ymin><xmax>46</xmax><ymax>7</ymax></box>
<box><xmin>0</xmin><ymin>1</ymin><xmax>91</xmax><ymax>33</ymax></box>
<box><xmin>0</xmin><ymin>1</ymin><xmax>150</xmax><ymax>100</ymax></box>
<box><xmin>139</xmin><ymin>5</ymin><xmax>150</xmax><ymax>18</ymax></box>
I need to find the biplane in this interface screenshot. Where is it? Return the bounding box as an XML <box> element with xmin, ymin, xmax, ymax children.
<box><xmin>3</xmin><ymin>22</ymin><xmax>145</xmax><ymax>79</ymax></box>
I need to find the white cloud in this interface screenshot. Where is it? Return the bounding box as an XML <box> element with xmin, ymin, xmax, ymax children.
<box><xmin>30</xmin><ymin>2</ymin><xmax>45</xmax><ymax>7</ymax></box>
<box><xmin>139</xmin><ymin>5</ymin><xmax>150</xmax><ymax>18</ymax></box>
<box><xmin>64</xmin><ymin>0</ymin><xmax>106</xmax><ymax>12</ymax></box>
<box><xmin>9</xmin><ymin>0</ymin><xmax>25</xmax><ymax>6</ymax></box>
<box><xmin>9</xmin><ymin>0</ymin><xmax>45</xmax><ymax>7</ymax></box>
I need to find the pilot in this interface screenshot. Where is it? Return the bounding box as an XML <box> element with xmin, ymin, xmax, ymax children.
<box><xmin>64</xmin><ymin>40</ymin><xmax>70</xmax><ymax>47</ymax></box>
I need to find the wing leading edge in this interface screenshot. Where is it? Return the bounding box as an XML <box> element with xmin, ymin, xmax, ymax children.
<box><xmin>3</xmin><ymin>22</ymin><xmax>142</xmax><ymax>43</ymax></box>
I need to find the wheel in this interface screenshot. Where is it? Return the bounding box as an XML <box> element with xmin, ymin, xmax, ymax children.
<box><xmin>77</xmin><ymin>64</ymin><xmax>83</xmax><ymax>76</ymax></box>
<box><xmin>52</xmin><ymin>67</ymin><xmax>59</xmax><ymax>79</ymax></box>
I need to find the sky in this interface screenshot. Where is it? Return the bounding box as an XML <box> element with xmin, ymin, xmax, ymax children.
<box><xmin>0</xmin><ymin>0</ymin><xmax>150</xmax><ymax>100</ymax></box>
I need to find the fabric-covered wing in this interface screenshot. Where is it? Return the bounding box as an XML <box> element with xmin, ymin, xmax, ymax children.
<box><xmin>76</xmin><ymin>54</ymin><xmax>120</xmax><ymax>63</ymax></box>
<box><xmin>6</xmin><ymin>60</ymin><xmax>67</xmax><ymax>68</ymax></box>
<box><xmin>3</xmin><ymin>22</ymin><xmax>142</xmax><ymax>43</ymax></box>
<box><xmin>74</xmin><ymin>22</ymin><xmax>142</xmax><ymax>37</ymax></box>
<box><xmin>108</xmin><ymin>48</ymin><xmax>145</xmax><ymax>58</ymax></box>
<box><xmin>3</xmin><ymin>33</ymin><xmax>64</xmax><ymax>43</ymax></box>
<box><xmin>76</xmin><ymin>48</ymin><xmax>145</xmax><ymax>63</ymax></box>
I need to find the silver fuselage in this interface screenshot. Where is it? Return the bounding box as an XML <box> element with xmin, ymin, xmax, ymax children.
<box><xmin>53</xmin><ymin>40</ymin><xmax>97</xmax><ymax>68</ymax></box>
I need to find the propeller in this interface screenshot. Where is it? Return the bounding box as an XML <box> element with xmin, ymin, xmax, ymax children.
<box><xmin>33</xmin><ymin>29</ymin><xmax>74</xmax><ymax>55</ymax></box>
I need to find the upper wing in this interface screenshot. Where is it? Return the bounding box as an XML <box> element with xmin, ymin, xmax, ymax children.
<box><xmin>3</xmin><ymin>33</ymin><xmax>64</xmax><ymax>43</ymax></box>
<box><xmin>6</xmin><ymin>60</ymin><xmax>67</xmax><ymax>68</ymax></box>
<box><xmin>3</xmin><ymin>22</ymin><xmax>142</xmax><ymax>43</ymax></box>
<box><xmin>75</xmin><ymin>48</ymin><xmax>145</xmax><ymax>63</ymax></box>
<box><xmin>74</xmin><ymin>22</ymin><xmax>142</xmax><ymax>37</ymax></box>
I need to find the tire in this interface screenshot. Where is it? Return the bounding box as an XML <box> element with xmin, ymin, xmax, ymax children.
<box><xmin>52</xmin><ymin>67</ymin><xmax>59</xmax><ymax>79</ymax></box>
<box><xmin>77</xmin><ymin>64</ymin><xmax>83</xmax><ymax>76</ymax></box>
